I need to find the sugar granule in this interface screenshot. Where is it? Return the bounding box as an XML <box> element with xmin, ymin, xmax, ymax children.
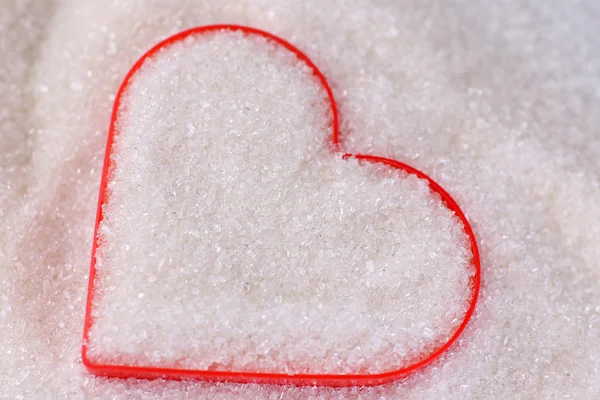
<box><xmin>86</xmin><ymin>31</ymin><xmax>473</xmax><ymax>374</ymax></box>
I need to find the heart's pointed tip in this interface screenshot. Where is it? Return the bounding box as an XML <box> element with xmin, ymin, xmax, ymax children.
<box><xmin>339</xmin><ymin>152</ymin><xmax>353</xmax><ymax>160</ymax></box>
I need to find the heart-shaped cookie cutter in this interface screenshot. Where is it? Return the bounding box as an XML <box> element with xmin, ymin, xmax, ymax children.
<box><xmin>82</xmin><ymin>24</ymin><xmax>481</xmax><ymax>387</ymax></box>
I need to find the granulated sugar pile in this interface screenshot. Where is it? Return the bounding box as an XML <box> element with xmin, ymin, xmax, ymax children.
<box><xmin>1</xmin><ymin>0</ymin><xmax>599</xmax><ymax>399</ymax></box>
<box><xmin>86</xmin><ymin>30</ymin><xmax>473</xmax><ymax>374</ymax></box>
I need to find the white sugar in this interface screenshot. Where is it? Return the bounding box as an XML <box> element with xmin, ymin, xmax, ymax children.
<box><xmin>86</xmin><ymin>31</ymin><xmax>473</xmax><ymax>374</ymax></box>
<box><xmin>1</xmin><ymin>0</ymin><xmax>599</xmax><ymax>399</ymax></box>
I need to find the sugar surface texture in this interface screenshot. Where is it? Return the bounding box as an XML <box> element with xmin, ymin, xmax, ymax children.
<box><xmin>87</xmin><ymin>31</ymin><xmax>473</xmax><ymax>374</ymax></box>
<box><xmin>1</xmin><ymin>0</ymin><xmax>599</xmax><ymax>399</ymax></box>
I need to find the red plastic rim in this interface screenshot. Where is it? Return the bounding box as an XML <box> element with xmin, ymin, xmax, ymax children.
<box><xmin>82</xmin><ymin>24</ymin><xmax>481</xmax><ymax>387</ymax></box>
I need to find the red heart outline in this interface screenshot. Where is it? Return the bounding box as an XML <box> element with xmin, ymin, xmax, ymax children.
<box><xmin>82</xmin><ymin>24</ymin><xmax>481</xmax><ymax>387</ymax></box>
